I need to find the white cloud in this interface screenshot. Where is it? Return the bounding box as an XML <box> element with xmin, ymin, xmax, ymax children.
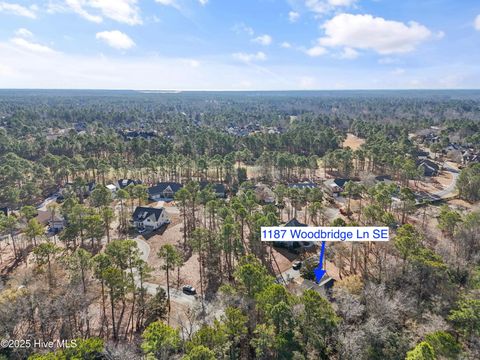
<box><xmin>64</xmin><ymin>0</ymin><xmax>141</xmax><ymax>25</ymax></box>
<box><xmin>319</xmin><ymin>13</ymin><xmax>432</xmax><ymax>54</ymax></box>
<box><xmin>0</xmin><ymin>2</ymin><xmax>37</xmax><ymax>18</ymax></box>
<box><xmin>232</xmin><ymin>51</ymin><xmax>267</xmax><ymax>63</ymax></box>
<box><xmin>252</xmin><ymin>34</ymin><xmax>272</xmax><ymax>46</ymax></box>
<box><xmin>65</xmin><ymin>0</ymin><xmax>102</xmax><ymax>23</ymax></box>
<box><xmin>305</xmin><ymin>0</ymin><xmax>329</xmax><ymax>14</ymax></box>
<box><xmin>281</xmin><ymin>42</ymin><xmax>292</xmax><ymax>48</ymax></box>
<box><xmin>155</xmin><ymin>0</ymin><xmax>179</xmax><ymax>8</ymax></box>
<box><xmin>96</xmin><ymin>30</ymin><xmax>135</xmax><ymax>49</ymax></box>
<box><xmin>0</xmin><ymin>40</ymin><xmax>478</xmax><ymax>90</ymax></box>
<box><xmin>305</xmin><ymin>45</ymin><xmax>327</xmax><ymax>57</ymax></box>
<box><xmin>232</xmin><ymin>22</ymin><xmax>254</xmax><ymax>36</ymax></box>
<box><xmin>198</xmin><ymin>0</ymin><xmax>208</xmax><ymax>5</ymax></box>
<box><xmin>182</xmin><ymin>59</ymin><xmax>200</xmax><ymax>68</ymax></box>
<box><xmin>328</xmin><ymin>0</ymin><xmax>356</xmax><ymax>6</ymax></box>
<box><xmin>304</xmin><ymin>0</ymin><xmax>356</xmax><ymax>15</ymax></box>
<box><xmin>339</xmin><ymin>47</ymin><xmax>358</xmax><ymax>59</ymax></box>
<box><xmin>475</xmin><ymin>14</ymin><xmax>480</xmax><ymax>31</ymax></box>
<box><xmin>288</xmin><ymin>11</ymin><xmax>300</xmax><ymax>23</ymax></box>
<box><xmin>15</xmin><ymin>28</ymin><xmax>34</xmax><ymax>38</ymax></box>
<box><xmin>10</xmin><ymin>37</ymin><xmax>55</xmax><ymax>53</ymax></box>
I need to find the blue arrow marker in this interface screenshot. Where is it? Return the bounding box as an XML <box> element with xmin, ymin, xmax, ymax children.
<box><xmin>313</xmin><ymin>241</ymin><xmax>327</xmax><ymax>283</ymax></box>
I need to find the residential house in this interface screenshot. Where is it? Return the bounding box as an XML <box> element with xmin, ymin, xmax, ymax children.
<box><xmin>418</xmin><ymin>132</ymin><xmax>440</xmax><ymax>144</ymax></box>
<box><xmin>288</xmin><ymin>182</ymin><xmax>318</xmax><ymax>190</ymax></box>
<box><xmin>284</xmin><ymin>218</ymin><xmax>307</xmax><ymax>227</ymax></box>
<box><xmin>116</xmin><ymin>179</ymin><xmax>142</xmax><ymax>190</ymax></box>
<box><xmin>49</xmin><ymin>214</ymin><xmax>66</xmax><ymax>233</ymax></box>
<box><xmin>86</xmin><ymin>181</ymin><xmax>96</xmax><ymax>195</ymax></box>
<box><xmin>36</xmin><ymin>210</ymin><xmax>66</xmax><ymax>233</ymax></box>
<box><xmin>417</xmin><ymin>159</ymin><xmax>440</xmax><ymax>177</ymax></box>
<box><xmin>132</xmin><ymin>205</ymin><xmax>169</xmax><ymax>233</ymax></box>
<box><xmin>462</xmin><ymin>149</ymin><xmax>480</xmax><ymax>166</ymax></box>
<box><xmin>74</xmin><ymin>122</ymin><xmax>87</xmax><ymax>132</ymax></box>
<box><xmin>416</xmin><ymin>150</ymin><xmax>430</xmax><ymax>160</ymax></box>
<box><xmin>200</xmin><ymin>181</ymin><xmax>227</xmax><ymax>198</ymax></box>
<box><xmin>323</xmin><ymin>178</ymin><xmax>350</xmax><ymax>197</ymax></box>
<box><xmin>106</xmin><ymin>184</ymin><xmax>117</xmax><ymax>194</ymax></box>
<box><xmin>120</xmin><ymin>129</ymin><xmax>157</xmax><ymax>141</ymax></box>
<box><xmin>254</xmin><ymin>183</ymin><xmax>275</xmax><ymax>204</ymax></box>
<box><xmin>274</xmin><ymin>218</ymin><xmax>314</xmax><ymax>250</ymax></box>
<box><xmin>148</xmin><ymin>182</ymin><xmax>183</xmax><ymax>201</ymax></box>
<box><xmin>64</xmin><ymin>181</ymin><xmax>96</xmax><ymax>197</ymax></box>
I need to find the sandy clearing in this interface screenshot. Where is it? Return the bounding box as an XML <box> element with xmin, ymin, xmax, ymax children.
<box><xmin>343</xmin><ymin>133</ymin><xmax>366</xmax><ymax>150</ymax></box>
<box><xmin>144</xmin><ymin>220</ymin><xmax>202</xmax><ymax>291</ymax></box>
<box><xmin>411</xmin><ymin>170</ymin><xmax>454</xmax><ymax>193</ymax></box>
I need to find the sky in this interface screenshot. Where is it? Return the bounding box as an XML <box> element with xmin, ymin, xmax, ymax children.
<box><xmin>0</xmin><ymin>0</ymin><xmax>479</xmax><ymax>90</ymax></box>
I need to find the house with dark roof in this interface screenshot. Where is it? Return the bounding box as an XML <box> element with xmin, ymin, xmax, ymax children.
<box><xmin>199</xmin><ymin>181</ymin><xmax>227</xmax><ymax>198</ymax></box>
<box><xmin>416</xmin><ymin>150</ymin><xmax>430</xmax><ymax>160</ymax></box>
<box><xmin>462</xmin><ymin>150</ymin><xmax>480</xmax><ymax>166</ymax></box>
<box><xmin>288</xmin><ymin>182</ymin><xmax>318</xmax><ymax>190</ymax></box>
<box><xmin>120</xmin><ymin>130</ymin><xmax>157</xmax><ymax>141</ymax></box>
<box><xmin>417</xmin><ymin>159</ymin><xmax>440</xmax><ymax>177</ymax></box>
<box><xmin>132</xmin><ymin>205</ymin><xmax>169</xmax><ymax>233</ymax></box>
<box><xmin>148</xmin><ymin>182</ymin><xmax>183</xmax><ymax>201</ymax></box>
<box><xmin>274</xmin><ymin>218</ymin><xmax>314</xmax><ymax>251</ymax></box>
<box><xmin>374</xmin><ymin>175</ymin><xmax>393</xmax><ymax>184</ymax></box>
<box><xmin>117</xmin><ymin>179</ymin><xmax>142</xmax><ymax>190</ymax></box>
<box><xmin>323</xmin><ymin>178</ymin><xmax>351</xmax><ymax>196</ymax></box>
<box><xmin>284</xmin><ymin>218</ymin><xmax>307</xmax><ymax>227</ymax></box>
<box><xmin>64</xmin><ymin>181</ymin><xmax>96</xmax><ymax>197</ymax></box>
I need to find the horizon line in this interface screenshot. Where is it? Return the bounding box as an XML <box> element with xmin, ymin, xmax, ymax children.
<box><xmin>1</xmin><ymin>88</ymin><xmax>480</xmax><ymax>92</ymax></box>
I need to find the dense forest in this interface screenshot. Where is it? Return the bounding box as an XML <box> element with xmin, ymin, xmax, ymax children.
<box><xmin>0</xmin><ymin>90</ymin><xmax>479</xmax><ymax>360</ymax></box>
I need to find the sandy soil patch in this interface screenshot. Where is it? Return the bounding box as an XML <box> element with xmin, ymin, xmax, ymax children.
<box><xmin>411</xmin><ymin>170</ymin><xmax>452</xmax><ymax>193</ymax></box>
<box><xmin>447</xmin><ymin>199</ymin><xmax>473</xmax><ymax>210</ymax></box>
<box><xmin>343</xmin><ymin>133</ymin><xmax>366</xmax><ymax>150</ymax></box>
<box><xmin>144</xmin><ymin>219</ymin><xmax>202</xmax><ymax>291</ymax></box>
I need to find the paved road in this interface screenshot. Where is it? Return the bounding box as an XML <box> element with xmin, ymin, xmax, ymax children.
<box><xmin>433</xmin><ymin>164</ymin><xmax>459</xmax><ymax>199</ymax></box>
<box><xmin>133</xmin><ymin>237</ymin><xmax>198</xmax><ymax>307</ymax></box>
<box><xmin>36</xmin><ymin>194</ymin><xmax>59</xmax><ymax>211</ymax></box>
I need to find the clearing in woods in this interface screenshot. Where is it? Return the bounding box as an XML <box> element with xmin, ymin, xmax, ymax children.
<box><xmin>343</xmin><ymin>133</ymin><xmax>366</xmax><ymax>150</ymax></box>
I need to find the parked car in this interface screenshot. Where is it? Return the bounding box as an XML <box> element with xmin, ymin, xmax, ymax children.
<box><xmin>292</xmin><ymin>261</ymin><xmax>302</xmax><ymax>270</ymax></box>
<box><xmin>182</xmin><ymin>285</ymin><xmax>196</xmax><ymax>295</ymax></box>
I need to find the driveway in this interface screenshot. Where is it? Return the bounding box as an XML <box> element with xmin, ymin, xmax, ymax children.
<box><xmin>433</xmin><ymin>164</ymin><xmax>459</xmax><ymax>199</ymax></box>
<box><xmin>416</xmin><ymin>164</ymin><xmax>459</xmax><ymax>202</ymax></box>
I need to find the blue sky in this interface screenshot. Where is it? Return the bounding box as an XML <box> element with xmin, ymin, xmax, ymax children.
<box><xmin>0</xmin><ymin>0</ymin><xmax>479</xmax><ymax>90</ymax></box>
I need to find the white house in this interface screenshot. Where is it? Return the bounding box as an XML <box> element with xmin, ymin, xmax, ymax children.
<box><xmin>106</xmin><ymin>184</ymin><xmax>117</xmax><ymax>194</ymax></box>
<box><xmin>132</xmin><ymin>205</ymin><xmax>169</xmax><ymax>233</ymax></box>
<box><xmin>323</xmin><ymin>178</ymin><xmax>350</xmax><ymax>197</ymax></box>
